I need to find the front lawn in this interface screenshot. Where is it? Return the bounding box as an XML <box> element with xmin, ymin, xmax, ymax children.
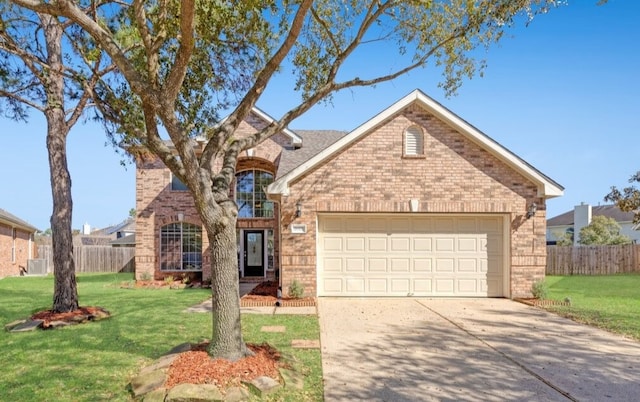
<box><xmin>545</xmin><ymin>274</ymin><xmax>640</xmax><ymax>341</ymax></box>
<box><xmin>0</xmin><ymin>273</ymin><xmax>322</xmax><ymax>401</ymax></box>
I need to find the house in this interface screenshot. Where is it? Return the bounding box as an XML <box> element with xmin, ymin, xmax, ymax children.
<box><xmin>0</xmin><ymin>208</ymin><xmax>38</xmax><ymax>278</ymax></box>
<box><xmin>135</xmin><ymin>89</ymin><xmax>563</xmax><ymax>298</ymax></box>
<box><xmin>91</xmin><ymin>218</ymin><xmax>136</xmax><ymax>240</ymax></box>
<box><xmin>546</xmin><ymin>203</ymin><xmax>639</xmax><ymax>245</ymax></box>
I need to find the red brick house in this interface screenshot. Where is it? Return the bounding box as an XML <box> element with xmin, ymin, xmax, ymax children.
<box><xmin>0</xmin><ymin>208</ymin><xmax>38</xmax><ymax>278</ymax></box>
<box><xmin>135</xmin><ymin>89</ymin><xmax>563</xmax><ymax>298</ymax></box>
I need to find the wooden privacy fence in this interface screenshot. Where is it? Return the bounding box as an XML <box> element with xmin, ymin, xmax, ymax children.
<box><xmin>546</xmin><ymin>244</ymin><xmax>640</xmax><ymax>275</ymax></box>
<box><xmin>37</xmin><ymin>245</ymin><xmax>135</xmax><ymax>274</ymax></box>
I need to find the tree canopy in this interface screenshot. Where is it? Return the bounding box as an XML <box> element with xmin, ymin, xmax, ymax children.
<box><xmin>578</xmin><ymin>215</ymin><xmax>632</xmax><ymax>246</ymax></box>
<box><xmin>9</xmin><ymin>0</ymin><xmax>564</xmax><ymax>360</ymax></box>
<box><xmin>605</xmin><ymin>170</ymin><xmax>640</xmax><ymax>225</ymax></box>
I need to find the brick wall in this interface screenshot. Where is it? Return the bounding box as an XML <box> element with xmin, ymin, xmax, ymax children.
<box><xmin>0</xmin><ymin>223</ymin><xmax>35</xmax><ymax>278</ymax></box>
<box><xmin>135</xmin><ymin>112</ymin><xmax>286</xmax><ymax>281</ymax></box>
<box><xmin>280</xmin><ymin>104</ymin><xmax>546</xmax><ymax>298</ymax></box>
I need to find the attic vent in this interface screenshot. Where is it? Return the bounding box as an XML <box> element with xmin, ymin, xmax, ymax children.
<box><xmin>404</xmin><ymin>126</ymin><xmax>424</xmax><ymax>156</ymax></box>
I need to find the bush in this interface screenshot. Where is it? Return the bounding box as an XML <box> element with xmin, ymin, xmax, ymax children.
<box><xmin>531</xmin><ymin>279</ymin><xmax>549</xmax><ymax>300</ymax></box>
<box><xmin>288</xmin><ymin>280</ymin><xmax>305</xmax><ymax>299</ymax></box>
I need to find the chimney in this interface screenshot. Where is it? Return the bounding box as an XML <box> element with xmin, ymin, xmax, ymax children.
<box><xmin>82</xmin><ymin>222</ymin><xmax>91</xmax><ymax>235</ymax></box>
<box><xmin>573</xmin><ymin>202</ymin><xmax>592</xmax><ymax>245</ymax></box>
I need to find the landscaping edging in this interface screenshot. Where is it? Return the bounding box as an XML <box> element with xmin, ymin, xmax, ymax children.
<box><xmin>515</xmin><ymin>298</ymin><xmax>571</xmax><ymax>308</ymax></box>
<box><xmin>240</xmin><ymin>298</ymin><xmax>316</xmax><ymax>307</ymax></box>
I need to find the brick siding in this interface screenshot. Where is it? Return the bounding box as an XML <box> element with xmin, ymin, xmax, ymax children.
<box><xmin>279</xmin><ymin>104</ymin><xmax>546</xmax><ymax>298</ymax></box>
<box><xmin>0</xmin><ymin>223</ymin><xmax>35</xmax><ymax>278</ymax></box>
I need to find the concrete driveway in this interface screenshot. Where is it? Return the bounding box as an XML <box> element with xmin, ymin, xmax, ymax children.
<box><xmin>318</xmin><ymin>298</ymin><xmax>640</xmax><ymax>402</ymax></box>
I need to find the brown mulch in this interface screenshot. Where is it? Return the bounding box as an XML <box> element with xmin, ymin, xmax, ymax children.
<box><xmin>166</xmin><ymin>342</ymin><xmax>282</xmax><ymax>389</ymax></box>
<box><xmin>30</xmin><ymin>306</ymin><xmax>110</xmax><ymax>328</ymax></box>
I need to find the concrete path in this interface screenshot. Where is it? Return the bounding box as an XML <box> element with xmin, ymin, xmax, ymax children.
<box><xmin>318</xmin><ymin>298</ymin><xmax>640</xmax><ymax>402</ymax></box>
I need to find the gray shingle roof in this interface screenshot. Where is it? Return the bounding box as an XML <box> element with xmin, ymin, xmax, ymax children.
<box><xmin>547</xmin><ymin>204</ymin><xmax>636</xmax><ymax>226</ymax></box>
<box><xmin>0</xmin><ymin>208</ymin><xmax>38</xmax><ymax>232</ymax></box>
<box><xmin>276</xmin><ymin>130</ymin><xmax>348</xmax><ymax>178</ymax></box>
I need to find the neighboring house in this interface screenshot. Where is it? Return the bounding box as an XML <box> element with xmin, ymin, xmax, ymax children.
<box><xmin>547</xmin><ymin>203</ymin><xmax>639</xmax><ymax>245</ymax></box>
<box><xmin>135</xmin><ymin>89</ymin><xmax>564</xmax><ymax>298</ymax></box>
<box><xmin>0</xmin><ymin>208</ymin><xmax>38</xmax><ymax>278</ymax></box>
<box><xmin>92</xmin><ymin>218</ymin><xmax>136</xmax><ymax>240</ymax></box>
<box><xmin>110</xmin><ymin>234</ymin><xmax>135</xmax><ymax>248</ymax></box>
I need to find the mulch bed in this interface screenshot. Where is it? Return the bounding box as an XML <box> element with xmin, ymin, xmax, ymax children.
<box><xmin>240</xmin><ymin>281</ymin><xmax>316</xmax><ymax>307</ymax></box>
<box><xmin>166</xmin><ymin>342</ymin><xmax>282</xmax><ymax>389</ymax></box>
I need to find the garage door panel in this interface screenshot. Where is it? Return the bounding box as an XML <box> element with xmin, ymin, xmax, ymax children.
<box><xmin>435</xmin><ymin>258</ymin><xmax>455</xmax><ymax>272</ymax></box>
<box><xmin>391</xmin><ymin>237</ymin><xmax>410</xmax><ymax>251</ymax></box>
<box><xmin>346</xmin><ymin>278</ymin><xmax>365</xmax><ymax>292</ymax></box>
<box><xmin>346</xmin><ymin>237</ymin><xmax>365</xmax><ymax>251</ymax></box>
<box><xmin>458</xmin><ymin>278</ymin><xmax>480</xmax><ymax>294</ymax></box>
<box><xmin>414</xmin><ymin>279</ymin><xmax>433</xmax><ymax>293</ymax></box>
<box><xmin>413</xmin><ymin>258</ymin><xmax>432</xmax><ymax>272</ymax></box>
<box><xmin>390</xmin><ymin>279</ymin><xmax>410</xmax><ymax>293</ymax></box>
<box><xmin>435</xmin><ymin>279</ymin><xmax>455</xmax><ymax>294</ymax></box>
<box><xmin>323</xmin><ymin>258</ymin><xmax>343</xmax><ymax>272</ymax></box>
<box><xmin>413</xmin><ymin>238</ymin><xmax>432</xmax><ymax>251</ymax></box>
<box><xmin>323</xmin><ymin>278</ymin><xmax>343</xmax><ymax>293</ymax></box>
<box><xmin>318</xmin><ymin>215</ymin><xmax>504</xmax><ymax>297</ymax></box>
<box><xmin>368</xmin><ymin>258</ymin><xmax>388</xmax><ymax>272</ymax></box>
<box><xmin>390</xmin><ymin>258</ymin><xmax>410</xmax><ymax>272</ymax></box>
<box><xmin>458</xmin><ymin>258</ymin><xmax>478</xmax><ymax>273</ymax></box>
<box><xmin>368</xmin><ymin>279</ymin><xmax>388</xmax><ymax>293</ymax></box>
<box><xmin>457</xmin><ymin>237</ymin><xmax>478</xmax><ymax>252</ymax></box>
<box><xmin>345</xmin><ymin>258</ymin><xmax>365</xmax><ymax>272</ymax></box>
<box><xmin>368</xmin><ymin>237</ymin><xmax>388</xmax><ymax>251</ymax></box>
<box><xmin>435</xmin><ymin>238</ymin><xmax>455</xmax><ymax>252</ymax></box>
<box><xmin>324</xmin><ymin>237</ymin><xmax>343</xmax><ymax>251</ymax></box>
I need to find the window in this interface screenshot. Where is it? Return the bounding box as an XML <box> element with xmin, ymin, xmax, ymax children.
<box><xmin>160</xmin><ymin>222</ymin><xmax>202</xmax><ymax>271</ymax></box>
<box><xmin>171</xmin><ymin>174</ymin><xmax>188</xmax><ymax>191</ymax></box>
<box><xmin>235</xmin><ymin>170</ymin><xmax>274</xmax><ymax>218</ymax></box>
<box><xmin>404</xmin><ymin>126</ymin><xmax>424</xmax><ymax>156</ymax></box>
<box><xmin>11</xmin><ymin>228</ymin><xmax>16</xmax><ymax>263</ymax></box>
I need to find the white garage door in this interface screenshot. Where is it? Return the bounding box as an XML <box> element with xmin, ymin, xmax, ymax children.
<box><xmin>317</xmin><ymin>214</ymin><xmax>505</xmax><ymax>297</ymax></box>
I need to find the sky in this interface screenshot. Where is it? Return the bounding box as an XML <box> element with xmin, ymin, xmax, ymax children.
<box><xmin>1</xmin><ymin>0</ymin><xmax>638</xmax><ymax>231</ymax></box>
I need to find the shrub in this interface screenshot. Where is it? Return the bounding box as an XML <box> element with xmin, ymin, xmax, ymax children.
<box><xmin>140</xmin><ymin>272</ymin><xmax>152</xmax><ymax>281</ymax></box>
<box><xmin>531</xmin><ymin>279</ymin><xmax>549</xmax><ymax>300</ymax></box>
<box><xmin>288</xmin><ymin>280</ymin><xmax>305</xmax><ymax>299</ymax></box>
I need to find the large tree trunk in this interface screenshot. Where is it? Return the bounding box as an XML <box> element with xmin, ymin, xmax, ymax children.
<box><xmin>47</xmin><ymin>117</ymin><xmax>78</xmax><ymax>313</ymax></box>
<box><xmin>43</xmin><ymin>13</ymin><xmax>79</xmax><ymax>313</ymax></box>
<box><xmin>206</xmin><ymin>203</ymin><xmax>251</xmax><ymax>361</ymax></box>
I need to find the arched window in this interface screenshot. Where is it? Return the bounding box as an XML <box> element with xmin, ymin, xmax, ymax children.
<box><xmin>404</xmin><ymin>126</ymin><xmax>424</xmax><ymax>156</ymax></box>
<box><xmin>159</xmin><ymin>222</ymin><xmax>202</xmax><ymax>271</ymax></box>
<box><xmin>236</xmin><ymin>170</ymin><xmax>274</xmax><ymax>218</ymax></box>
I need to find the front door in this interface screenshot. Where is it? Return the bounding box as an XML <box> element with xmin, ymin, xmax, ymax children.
<box><xmin>243</xmin><ymin>230</ymin><xmax>264</xmax><ymax>277</ymax></box>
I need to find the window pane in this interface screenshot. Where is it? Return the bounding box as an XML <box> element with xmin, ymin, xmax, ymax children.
<box><xmin>160</xmin><ymin>222</ymin><xmax>202</xmax><ymax>271</ymax></box>
<box><xmin>235</xmin><ymin>170</ymin><xmax>274</xmax><ymax>218</ymax></box>
<box><xmin>171</xmin><ymin>174</ymin><xmax>189</xmax><ymax>191</ymax></box>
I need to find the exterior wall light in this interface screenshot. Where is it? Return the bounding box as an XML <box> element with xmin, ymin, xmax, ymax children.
<box><xmin>295</xmin><ymin>201</ymin><xmax>302</xmax><ymax>218</ymax></box>
<box><xmin>526</xmin><ymin>202</ymin><xmax>537</xmax><ymax>219</ymax></box>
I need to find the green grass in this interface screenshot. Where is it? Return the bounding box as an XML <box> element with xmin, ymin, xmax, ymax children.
<box><xmin>0</xmin><ymin>273</ymin><xmax>323</xmax><ymax>401</ymax></box>
<box><xmin>545</xmin><ymin>274</ymin><xmax>640</xmax><ymax>341</ymax></box>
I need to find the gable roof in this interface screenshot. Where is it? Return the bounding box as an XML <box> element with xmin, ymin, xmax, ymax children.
<box><xmin>250</xmin><ymin>107</ymin><xmax>303</xmax><ymax>147</ymax></box>
<box><xmin>547</xmin><ymin>204</ymin><xmax>636</xmax><ymax>227</ymax></box>
<box><xmin>0</xmin><ymin>208</ymin><xmax>38</xmax><ymax>232</ymax></box>
<box><xmin>268</xmin><ymin>89</ymin><xmax>564</xmax><ymax>198</ymax></box>
<box><xmin>276</xmin><ymin>130</ymin><xmax>348</xmax><ymax>178</ymax></box>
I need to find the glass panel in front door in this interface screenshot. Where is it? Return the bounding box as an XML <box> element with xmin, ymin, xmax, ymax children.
<box><xmin>247</xmin><ymin>233</ymin><xmax>263</xmax><ymax>266</ymax></box>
